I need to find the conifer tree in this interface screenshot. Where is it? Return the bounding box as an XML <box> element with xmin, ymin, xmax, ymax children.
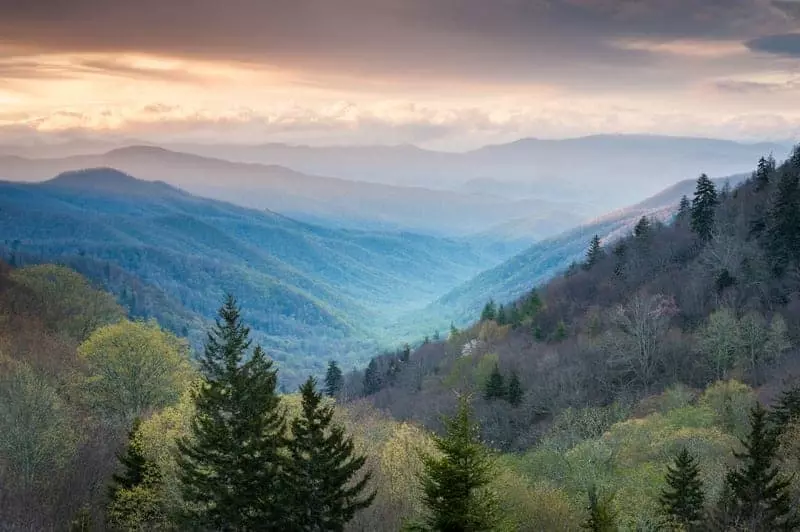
<box><xmin>724</xmin><ymin>403</ymin><xmax>798</xmax><ymax>531</ymax></box>
<box><xmin>401</xmin><ymin>343</ymin><xmax>411</xmax><ymax>362</ymax></box>
<box><xmin>754</xmin><ymin>155</ymin><xmax>776</xmax><ymax>192</ymax></box>
<box><xmin>766</xmin><ymin>167</ymin><xmax>800</xmax><ymax>273</ymax></box>
<box><xmin>770</xmin><ymin>384</ymin><xmax>800</xmax><ymax>431</ymax></box>
<box><xmin>691</xmin><ymin>174</ymin><xmax>718</xmax><ymax>242</ymax></box>
<box><xmin>325</xmin><ymin>360</ymin><xmax>344</xmax><ymax>398</ymax></box>
<box><xmin>480</xmin><ymin>299</ymin><xmax>497</xmax><ymax>322</ymax></box>
<box><xmin>509</xmin><ymin>304</ymin><xmax>522</xmax><ymax>329</ymax></box>
<box><xmin>506</xmin><ymin>371</ymin><xmax>523</xmax><ymax>407</ymax></box>
<box><xmin>286</xmin><ymin>377</ymin><xmax>374</xmax><ymax>531</ymax></box>
<box><xmin>362</xmin><ymin>358</ymin><xmax>382</xmax><ymax>396</ymax></box>
<box><xmin>419</xmin><ymin>395</ymin><xmax>498</xmax><ymax>531</ymax></box>
<box><xmin>585</xmin><ymin>235</ymin><xmax>604</xmax><ymax>269</ymax></box>
<box><xmin>108</xmin><ymin>418</ymin><xmax>148</xmax><ymax>502</ymax></box>
<box><xmin>582</xmin><ymin>485</ymin><xmax>617</xmax><ymax>531</ymax></box>
<box><xmin>484</xmin><ymin>364</ymin><xmax>506</xmax><ymax>400</ymax></box>
<box><xmin>634</xmin><ymin>216</ymin><xmax>651</xmax><ymax>238</ymax></box>
<box><xmin>660</xmin><ymin>448</ymin><xmax>705</xmax><ymax>530</ymax></box>
<box><xmin>176</xmin><ymin>295</ymin><xmax>287</xmax><ymax>530</ymax></box>
<box><xmin>496</xmin><ymin>304</ymin><xmax>508</xmax><ymax>326</ymax></box>
<box><xmin>677</xmin><ymin>196</ymin><xmax>691</xmax><ymax>220</ymax></box>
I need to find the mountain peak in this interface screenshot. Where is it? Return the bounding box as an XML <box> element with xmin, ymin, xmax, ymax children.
<box><xmin>44</xmin><ymin>167</ymin><xmax>182</xmax><ymax>197</ymax></box>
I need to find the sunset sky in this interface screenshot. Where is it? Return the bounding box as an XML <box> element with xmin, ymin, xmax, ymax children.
<box><xmin>3</xmin><ymin>0</ymin><xmax>800</xmax><ymax>149</ymax></box>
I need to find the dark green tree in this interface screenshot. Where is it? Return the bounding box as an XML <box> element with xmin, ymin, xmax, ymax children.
<box><xmin>691</xmin><ymin>174</ymin><xmax>718</xmax><ymax>242</ymax></box>
<box><xmin>484</xmin><ymin>364</ymin><xmax>506</xmax><ymax>400</ymax></box>
<box><xmin>754</xmin><ymin>155</ymin><xmax>776</xmax><ymax>192</ymax></box>
<box><xmin>496</xmin><ymin>304</ymin><xmax>508</xmax><ymax>326</ymax></box>
<box><xmin>522</xmin><ymin>290</ymin><xmax>543</xmax><ymax>318</ymax></box>
<box><xmin>363</xmin><ymin>358</ymin><xmax>382</xmax><ymax>396</ymax></box>
<box><xmin>677</xmin><ymin>196</ymin><xmax>692</xmax><ymax>220</ymax></box>
<box><xmin>325</xmin><ymin>360</ymin><xmax>344</xmax><ymax>398</ymax></box>
<box><xmin>509</xmin><ymin>304</ymin><xmax>522</xmax><ymax>329</ymax></box>
<box><xmin>553</xmin><ymin>320</ymin><xmax>568</xmax><ymax>342</ymax></box>
<box><xmin>419</xmin><ymin>395</ymin><xmax>498</xmax><ymax>532</ymax></box>
<box><xmin>401</xmin><ymin>343</ymin><xmax>412</xmax><ymax>362</ymax></box>
<box><xmin>108</xmin><ymin>417</ymin><xmax>149</xmax><ymax>502</ymax></box>
<box><xmin>770</xmin><ymin>384</ymin><xmax>800</xmax><ymax>431</ymax></box>
<box><xmin>660</xmin><ymin>448</ymin><xmax>705</xmax><ymax>530</ymax></box>
<box><xmin>506</xmin><ymin>371</ymin><xmax>523</xmax><ymax>407</ymax></box>
<box><xmin>766</xmin><ymin>167</ymin><xmax>800</xmax><ymax>273</ymax></box>
<box><xmin>176</xmin><ymin>295</ymin><xmax>287</xmax><ymax>530</ymax></box>
<box><xmin>724</xmin><ymin>403</ymin><xmax>798</xmax><ymax>531</ymax></box>
<box><xmin>585</xmin><ymin>234</ymin><xmax>604</xmax><ymax>269</ymax></box>
<box><xmin>480</xmin><ymin>299</ymin><xmax>497</xmax><ymax>322</ymax></box>
<box><xmin>582</xmin><ymin>485</ymin><xmax>617</xmax><ymax>531</ymax></box>
<box><xmin>634</xmin><ymin>216</ymin><xmax>651</xmax><ymax>238</ymax></box>
<box><xmin>286</xmin><ymin>377</ymin><xmax>374</xmax><ymax>531</ymax></box>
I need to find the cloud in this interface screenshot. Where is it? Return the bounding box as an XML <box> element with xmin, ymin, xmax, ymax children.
<box><xmin>747</xmin><ymin>32</ymin><xmax>800</xmax><ymax>56</ymax></box>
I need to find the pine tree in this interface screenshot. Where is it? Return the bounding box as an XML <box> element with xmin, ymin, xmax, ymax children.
<box><xmin>509</xmin><ymin>304</ymin><xmax>522</xmax><ymax>329</ymax></box>
<box><xmin>582</xmin><ymin>485</ymin><xmax>617</xmax><ymax>531</ymax></box>
<box><xmin>484</xmin><ymin>364</ymin><xmax>506</xmax><ymax>400</ymax></box>
<box><xmin>496</xmin><ymin>304</ymin><xmax>508</xmax><ymax>326</ymax></box>
<box><xmin>401</xmin><ymin>343</ymin><xmax>411</xmax><ymax>362</ymax></box>
<box><xmin>480</xmin><ymin>299</ymin><xmax>497</xmax><ymax>322</ymax></box>
<box><xmin>725</xmin><ymin>403</ymin><xmax>798</xmax><ymax>531</ymax></box>
<box><xmin>634</xmin><ymin>216</ymin><xmax>651</xmax><ymax>238</ymax></box>
<box><xmin>677</xmin><ymin>196</ymin><xmax>691</xmax><ymax>220</ymax></box>
<box><xmin>755</xmin><ymin>155</ymin><xmax>776</xmax><ymax>192</ymax></box>
<box><xmin>325</xmin><ymin>360</ymin><xmax>344</xmax><ymax>398</ymax></box>
<box><xmin>770</xmin><ymin>384</ymin><xmax>800</xmax><ymax>431</ymax></box>
<box><xmin>286</xmin><ymin>377</ymin><xmax>374</xmax><ymax>531</ymax></box>
<box><xmin>691</xmin><ymin>174</ymin><xmax>718</xmax><ymax>242</ymax></box>
<box><xmin>585</xmin><ymin>234</ymin><xmax>604</xmax><ymax>269</ymax></box>
<box><xmin>108</xmin><ymin>418</ymin><xmax>148</xmax><ymax>502</ymax></box>
<box><xmin>362</xmin><ymin>358</ymin><xmax>382</xmax><ymax>396</ymax></box>
<box><xmin>506</xmin><ymin>371</ymin><xmax>523</xmax><ymax>407</ymax></box>
<box><xmin>766</xmin><ymin>166</ymin><xmax>800</xmax><ymax>274</ymax></box>
<box><xmin>419</xmin><ymin>395</ymin><xmax>498</xmax><ymax>531</ymax></box>
<box><xmin>660</xmin><ymin>448</ymin><xmax>705</xmax><ymax>530</ymax></box>
<box><xmin>176</xmin><ymin>295</ymin><xmax>287</xmax><ymax>530</ymax></box>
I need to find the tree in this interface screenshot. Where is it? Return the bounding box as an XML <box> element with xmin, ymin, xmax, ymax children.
<box><xmin>585</xmin><ymin>234</ymin><xmax>604</xmax><ymax>269</ymax></box>
<box><xmin>480</xmin><ymin>299</ymin><xmax>497</xmax><ymax>322</ymax></box>
<box><xmin>506</xmin><ymin>371</ymin><xmax>523</xmax><ymax>407</ymax></box>
<box><xmin>108</xmin><ymin>418</ymin><xmax>149</xmax><ymax>501</ymax></box>
<box><xmin>691</xmin><ymin>174</ymin><xmax>718</xmax><ymax>242</ymax></box>
<box><xmin>78</xmin><ymin>319</ymin><xmax>193</xmax><ymax>423</ymax></box>
<box><xmin>766</xmin><ymin>165</ymin><xmax>800</xmax><ymax>273</ymax></box>
<box><xmin>677</xmin><ymin>196</ymin><xmax>691</xmax><ymax>220</ymax></box>
<box><xmin>176</xmin><ymin>295</ymin><xmax>287</xmax><ymax>530</ymax></box>
<box><xmin>484</xmin><ymin>364</ymin><xmax>506</xmax><ymax>400</ymax></box>
<box><xmin>582</xmin><ymin>485</ymin><xmax>617</xmax><ymax>531</ymax></box>
<box><xmin>418</xmin><ymin>395</ymin><xmax>499</xmax><ymax>531</ymax></box>
<box><xmin>286</xmin><ymin>377</ymin><xmax>374</xmax><ymax>531</ymax></box>
<box><xmin>724</xmin><ymin>403</ymin><xmax>798</xmax><ymax>530</ymax></box>
<box><xmin>634</xmin><ymin>216</ymin><xmax>651</xmax><ymax>238</ymax></box>
<box><xmin>697</xmin><ymin>308</ymin><xmax>740</xmax><ymax>381</ymax></box>
<box><xmin>660</xmin><ymin>448</ymin><xmax>705</xmax><ymax>530</ymax></box>
<box><xmin>496</xmin><ymin>304</ymin><xmax>508</xmax><ymax>326</ymax></box>
<box><xmin>363</xmin><ymin>358</ymin><xmax>382</xmax><ymax>396</ymax></box>
<box><xmin>754</xmin><ymin>155</ymin><xmax>776</xmax><ymax>192</ymax></box>
<box><xmin>325</xmin><ymin>360</ymin><xmax>344</xmax><ymax>398</ymax></box>
<box><xmin>770</xmin><ymin>384</ymin><xmax>800</xmax><ymax>431</ymax></box>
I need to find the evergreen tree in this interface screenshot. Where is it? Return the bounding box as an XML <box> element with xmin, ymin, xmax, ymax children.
<box><xmin>754</xmin><ymin>155</ymin><xmax>776</xmax><ymax>192</ymax></box>
<box><xmin>509</xmin><ymin>304</ymin><xmax>522</xmax><ymax>329</ymax></box>
<box><xmin>324</xmin><ymin>360</ymin><xmax>344</xmax><ymax>398</ymax></box>
<box><xmin>660</xmin><ymin>448</ymin><xmax>705</xmax><ymax>530</ymax></box>
<box><xmin>108</xmin><ymin>417</ymin><xmax>148</xmax><ymax>502</ymax></box>
<box><xmin>522</xmin><ymin>290</ymin><xmax>543</xmax><ymax>318</ymax></box>
<box><xmin>766</xmin><ymin>167</ymin><xmax>800</xmax><ymax>273</ymax></box>
<box><xmin>480</xmin><ymin>299</ymin><xmax>497</xmax><ymax>322</ymax></box>
<box><xmin>362</xmin><ymin>358</ymin><xmax>382</xmax><ymax>396</ymax></box>
<box><xmin>419</xmin><ymin>395</ymin><xmax>498</xmax><ymax>532</ymax></box>
<box><xmin>634</xmin><ymin>216</ymin><xmax>651</xmax><ymax>238</ymax></box>
<box><xmin>724</xmin><ymin>403</ymin><xmax>798</xmax><ymax>531</ymax></box>
<box><xmin>677</xmin><ymin>196</ymin><xmax>691</xmax><ymax>220</ymax></box>
<box><xmin>484</xmin><ymin>364</ymin><xmax>506</xmax><ymax>400</ymax></box>
<box><xmin>401</xmin><ymin>343</ymin><xmax>412</xmax><ymax>362</ymax></box>
<box><xmin>506</xmin><ymin>371</ymin><xmax>523</xmax><ymax>407</ymax></box>
<box><xmin>496</xmin><ymin>304</ymin><xmax>508</xmax><ymax>326</ymax></box>
<box><xmin>286</xmin><ymin>377</ymin><xmax>374</xmax><ymax>531</ymax></box>
<box><xmin>176</xmin><ymin>295</ymin><xmax>287</xmax><ymax>530</ymax></box>
<box><xmin>553</xmin><ymin>320</ymin><xmax>568</xmax><ymax>342</ymax></box>
<box><xmin>582</xmin><ymin>485</ymin><xmax>617</xmax><ymax>531</ymax></box>
<box><xmin>585</xmin><ymin>234</ymin><xmax>604</xmax><ymax>269</ymax></box>
<box><xmin>691</xmin><ymin>174</ymin><xmax>718</xmax><ymax>242</ymax></box>
<box><xmin>770</xmin><ymin>384</ymin><xmax>800</xmax><ymax>431</ymax></box>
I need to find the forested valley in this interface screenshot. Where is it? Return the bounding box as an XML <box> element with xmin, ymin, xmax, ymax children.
<box><xmin>6</xmin><ymin>147</ymin><xmax>800</xmax><ymax>531</ymax></box>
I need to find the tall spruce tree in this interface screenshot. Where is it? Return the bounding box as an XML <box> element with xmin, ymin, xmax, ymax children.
<box><xmin>324</xmin><ymin>360</ymin><xmax>344</xmax><ymax>398</ymax></box>
<box><xmin>286</xmin><ymin>377</ymin><xmax>374</xmax><ymax>532</ymax></box>
<box><xmin>634</xmin><ymin>216</ymin><xmax>651</xmax><ymax>238</ymax></box>
<box><xmin>582</xmin><ymin>485</ymin><xmax>617</xmax><ymax>531</ymax></box>
<box><xmin>419</xmin><ymin>395</ymin><xmax>498</xmax><ymax>531</ymax></box>
<box><xmin>108</xmin><ymin>417</ymin><xmax>149</xmax><ymax>501</ymax></box>
<box><xmin>755</xmin><ymin>155</ymin><xmax>776</xmax><ymax>192</ymax></box>
<box><xmin>506</xmin><ymin>371</ymin><xmax>523</xmax><ymax>407</ymax></box>
<box><xmin>496</xmin><ymin>304</ymin><xmax>508</xmax><ymax>326</ymax></box>
<box><xmin>766</xmin><ymin>166</ymin><xmax>800</xmax><ymax>274</ymax></box>
<box><xmin>691</xmin><ymin>174</ymin><xmax>718</xmax><ymax>242</ymax></box>
<box><xmin>176</xmin><ymin>295</ymin><xmax>287</xmax><ymax>530</ymax></box>
<box><xmin>770</xmin><ymin>384</ymin><xmax>800</xmax><ymax>431</ymax></box>
<box><xmin>724</xmin><ymin>403</ymin><xmax>798</xmax><ymax>531</ymax></box>
<box><xmin>585</xmin><ymin>235</ymin><xmax>604</xmax><ymax>269</ymax></box>
<box><xmin>362</xmin><ymin>358</ymin><xmax>382</xmax><ymax>396</ymax></box>
<box><xmin>677</xmin><ymin>196</ymin><xmax>691</xmax><ymax>221</ymax></box>
<box><xmin>660</xmin><ymin>448</ymin><xmax>705</xmax><ymax>530</ymax></box>
<box><xmin>480</xmin><ymin>299</ymin><xmax>497</xmax><ymax>322</ymax></box>
<box><xmin>484</xmin><ymin>364</ymin><xmax>506</xmax><ymax>400</ymax></box>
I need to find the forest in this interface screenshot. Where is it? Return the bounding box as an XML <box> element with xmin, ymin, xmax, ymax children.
<box><xmin>4</xmin><ymin>147</ymin><xmax>800</xmax><ymax>530</ymax></box>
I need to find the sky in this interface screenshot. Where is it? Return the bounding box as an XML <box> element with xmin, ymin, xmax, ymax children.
<box><xmin>2</xmin><ymin>0</ymin><xmax>800</xmax><ymax>150</ymax></box>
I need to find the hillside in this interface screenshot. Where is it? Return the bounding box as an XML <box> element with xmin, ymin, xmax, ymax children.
<box><xmin>0</xmin><ymin>168</ymin><xmax>508</xmax><ymax>383</ymax></box>
<box><xmin>0</xmin><ymin>146</ymin><xmax>586</xmax><ymax>240</ymax></box>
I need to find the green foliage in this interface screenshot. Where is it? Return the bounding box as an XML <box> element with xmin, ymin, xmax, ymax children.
<box><xmin>634</xmin><ymin>216</ymin><xmax>651</xmax><ymax>238</ymax></box>
<box><xmin>660</xmin><ymin>448</ymin><xmax>705</xmax><ymax>529</ymax></box>
<box><xmin>724</xmin><ymin>403</ymin><xmax>798</xmax><ymax>530</ymax></box>
<box><xmin>766</xmin><ymin>165</ymin><xmax>800</xmax><ymax>273</ymax></box>
<box><xmin>11</xmin><ymin>264</ymin><xmax>125</xmax><ymax>341</ymax></box>
<box><xmin>582</xmin><ymin>485</ymin><xmax>617</xmax><ymax>531</ymax></box>
<box><xmin>506</xmin><ymin>371</ymin><xmax>523</xmax><ymax>407</ymax></box>
<box><xmin>677</xmin><ymin>196</ymin><xmax>691</xmax><ymax>220</ymax></box>
<box><xmin>419</xmin><ymin>395</ymin><xmax>499</xmax><ymax>531</ymax></box>
<box><xmin>363</xmin><ymin>358</ymin><xmax>382</xmax><ymax>396</ymax></box>
<box><xmin>484</xmin><ymin>364</ymin><xmax>506</xmax><ymax>400</ymax></box>
<box><xmin>770</xmin><ymin>384</ymin><xmax>800</xmax><ymax>430</ymax></box>
<box><xmin>286</xmin><ymin>377</ymin><xmax>375</xmax><ymax>531</ymax></box>
<box><xmin>176</xmin><ymin>295</ymin><xmax>287</xmax><ymax>530</ymax></box>
<box><xmin>699</xmin><ymin>380</ymin><xmax>756</xmax><ymax>440</ymax></box>
<box><xmin>325</xmin><ymin>360</ymin><xmax>344</xmax><ymax>397</ymax></box>
<box><xmin>585</xmin><ymin>235</ymin><xmax>604</xmax><ymax>269</ymax></box>
<box><xmin>481</xmin><ymin>299</ymin><xmax>497</xmax><ymax>322</ymax></box>
<box><xmin>691</xmin><ymin>174</ymin><xmax>718</xmax><ymax>242</ymax></box>
<box><xmin>78</xmin><ymin>319</ymin><xmax>193</xmax><ymax>423</ymax></box>
<box><xmin>754</xmin><ymin>155</ymin><xmax>776</xmax><ymax>192</ymax></box>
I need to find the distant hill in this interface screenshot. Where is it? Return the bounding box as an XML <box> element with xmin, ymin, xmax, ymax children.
<box><xmin>0</xmin><ymin>147</ymin><xmax>586</xmax><ymax>239</ymax></box>
<box><xmin>0</xmin><ymin>168</ymin><xmax>511</xmax><ymax>383</ymax></box>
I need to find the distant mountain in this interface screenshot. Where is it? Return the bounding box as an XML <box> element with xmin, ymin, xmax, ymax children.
<box><xmin>0</xmin><ymin>168</ymin><xmax>514</xmax><ymax>383</ymax></box>
<box><xmin>409</xmin><ymin>173</ymin><xmax>746</xmax><ymax>327</ymax></box>
<box><xmin>0</xmin><ymin>147</ymin><xmax>586</xmax><ymax>239</ymax></box>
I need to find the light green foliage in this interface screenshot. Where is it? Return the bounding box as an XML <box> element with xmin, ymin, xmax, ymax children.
<box><xmin>0</xmin><ymin>361</ymin><xmax>80</xmax><ymax>487</ymax></box>
<box><xmin>11</xmin><ymin>265</ymin><xmax>124</xmax><ymax>341</ymax></box>
<box><xmin>697</xmin><ymin>308</ymin><xmax>740</xmax><ymax>380</ymax></box>
<box><xmin>78</xmin><ymin>319</ymin><xmax>194</xmax><ymax>423</ymax></box>
<box><xmin>540</xmin><ymin>402</ymin><xmax>632</xmax><ymax>452</ymax></box>
<box><xmin>699</xmin><ymin>380</ymin><xmax>756</xmax><ymax>440</ymax></box>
